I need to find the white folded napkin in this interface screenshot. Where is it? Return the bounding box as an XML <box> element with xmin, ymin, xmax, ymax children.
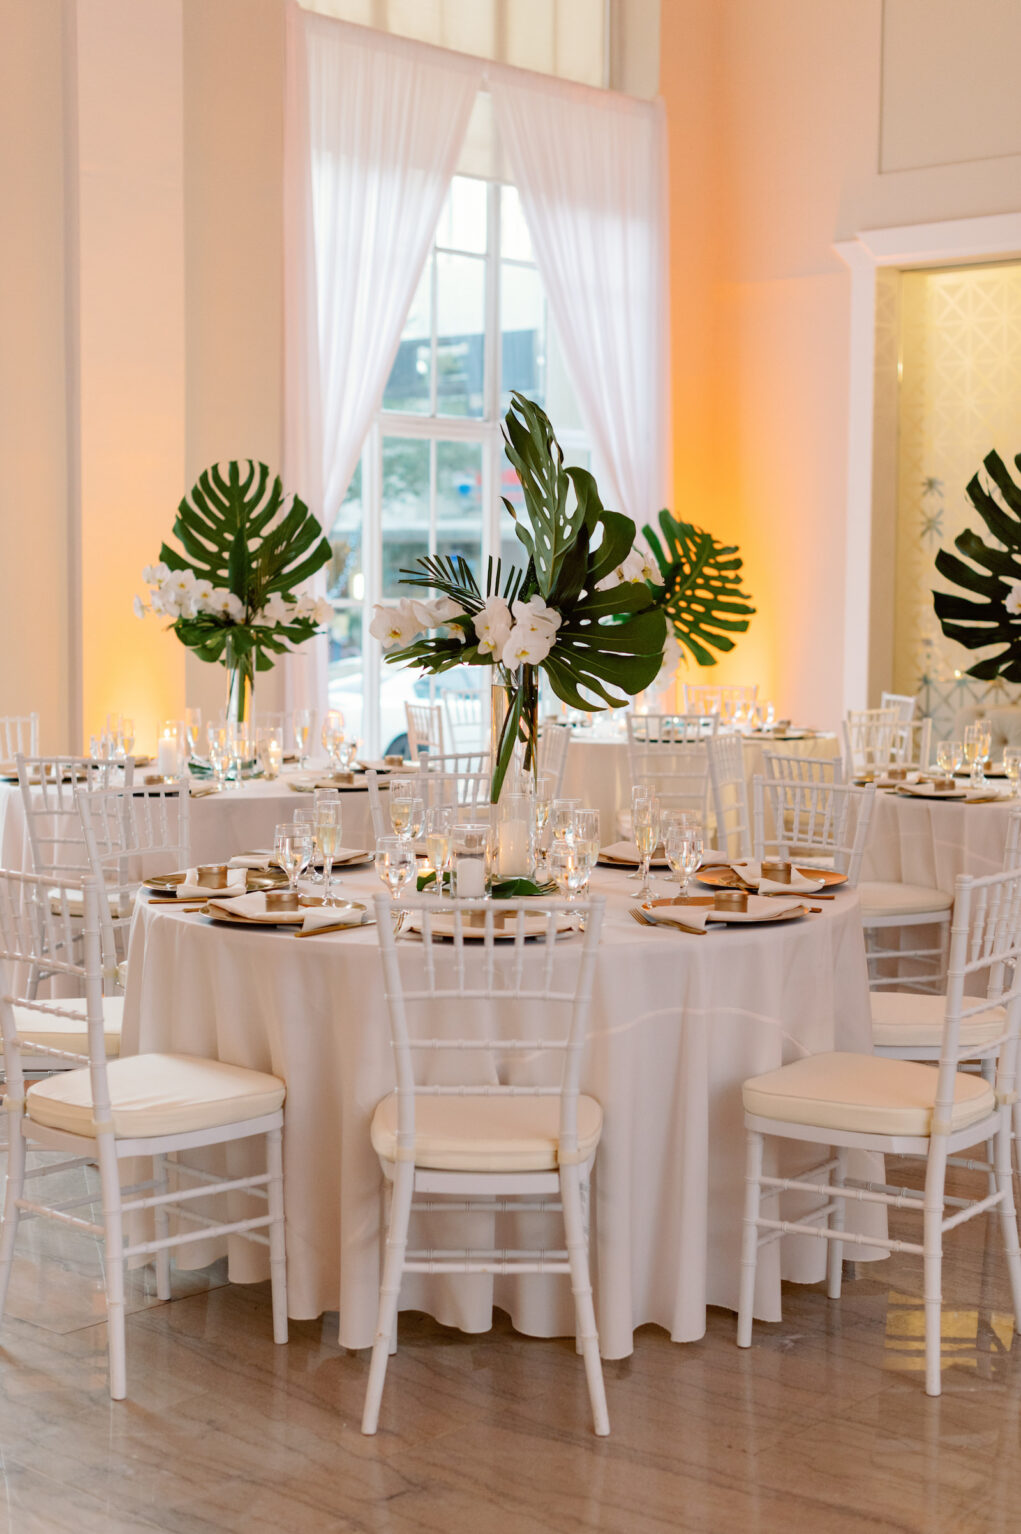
<box><xmin>300</xmin><ymin>905</ymin><xmax>366</xmax><ymax>934</ymax></box>
<box><xmin>228</xmin><ymin>851</ymin><xmax>275</xmax><ymax>870</ymax></box>
<box><xmin>730</xmin><ymin>860</ymin><xmax>825</xmax><ymax>895</ymax></box>
<box><xmin>189</xmin><ymin>783</ymin><xmax>221</xmax><ymax>798</ymax></box>
<box><xmin>176</xmin><ymin>868</ymin><xmax>247</xmax><ymax>899</ymax></box>
<box><xmin>697</xmin><ymin>849</ymin><xmax>731</xmax><ymax>866</ymax></box>
<box><xmin>206</xmin><ymin>890</ymin><xmax>278</xmax><ymax>919</ymax></box>
<box><xmin>640</xmin><ymin>904</ymin><xmax>711</xmax><ymax>933</ymax></box>
<box><xmin>600</xmin><ymin>840</ymin><xmax>669</xmax><ymax>866</ymax></box>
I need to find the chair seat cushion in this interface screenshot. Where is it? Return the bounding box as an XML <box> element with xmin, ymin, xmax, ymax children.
<box><xmin>370</xmin><ymin>1091</ymin><xmax>603</xmax><ymax>1172</ymax></box>
<box><xmin>871</xmin><ymin>991</ymin><xmax>1005</xmax><ymax>1049</ymax></box>
<box><xmin>13</xmin><ymin>996</ymin><xmax>123</xmax><ymax>1060</ymax></box>
<box><xmin>26</xmin><ymin>1053</ymin><xmax>285</xmax><ymax>1139</ymax></box>
<box><xmin>742</xmin><ymin>1051</ymin><xmax>994</xmax><ymax>1137</ymax></box>
<box><xmin>858</xmin><ymin>881</ymin><xmax>953</xmax><ymax>918</ymax></box>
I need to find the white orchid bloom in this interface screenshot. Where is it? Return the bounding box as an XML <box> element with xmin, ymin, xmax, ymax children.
<box><xmin>409</xmin><ymin>596</ymin><xmax>465</xmax><ymax>630</ymax></box>
<box><xmin>1005</xmin><ymin>579</ymin><xmax>1021</xmax><ymax>616</ymax></box>
<box><xmin>165</xmin><ymin>568</ymin><xmax>199</xmax><ymax>600</ymax></box>
<box><xmin>596</xmin><ymin>544</ymin><xmax>660</xmax><ymax>591</ymax></box>
<box><xmin>473</xmin><ymin>596</ymin><xmax>513</xmax><ymax>656</ymax></box>
<box><xmin>501</xmin><ymin>623</ymin><xmax>556</xmax><ymax>670</ymax></box>
<box><xmin>209</xmin><ymin>588</ymin><xmax>245</xmax><ymax>622</ymax></box>
<box><xmin>150</xmin><ymin>585</ymin><xmax>180</xmax><ymax>618</ymax></box>
<box><xmin>511</xmin><ymin>595</ymin><xmax>561</xmax><ymax>637</ymax></box>
<box><xmin>312</xmin><ymin>596</ymin><xmax>335</xmax><ymax>625</ymax></box>
<box><xmin>368</xmin><ymin>600</ymin><xmax>422</xmax><ymax>651</ymax></box>
<box><xmin>142</xmin><ymin>561</ymin><xmax>170</xmax><ymax>587</ymax></box>
<box><xmin>260</xmin><ymin>592</ymin><xmax>292</xmax><ymax>624</ymax></box>
<box><xmin>133</xmin><ymin>595</ymin><xmax>147</xmax><ymax>620</ymax></box>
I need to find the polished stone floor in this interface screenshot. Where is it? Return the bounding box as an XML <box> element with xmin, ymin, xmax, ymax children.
<box><xmin>0</xmin><ymin>1157</ymin><xmax>1019</xmax><ymax>1533</ymax></box>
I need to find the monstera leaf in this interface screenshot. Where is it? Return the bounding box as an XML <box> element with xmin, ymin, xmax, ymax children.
<box><xmin>643</xmin><ymin>510</ymin><xmax>755</xmax><ymax>667</ymax></box>
<box><xmin>933</xmin><ymin>449</ymin><xmax>1021</xmax><ymax>682</ymax></box>
<box><xmin>159</xmin><ymin>460</ymin><xmax>331</xmax><ymax>672</ymax></box>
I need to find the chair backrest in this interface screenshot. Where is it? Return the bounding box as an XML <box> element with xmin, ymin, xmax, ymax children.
<box><xmin>538</xmin><ymin>722</ymin><xmax>571</xmax><ymax>794</ymax></box>
<box><xmin>762</xmin><ymin>748</ymin><xmax>844</xmax><ymax>786</ymax></box>
<box><xmin>16</xmin><ymin>756</ymin><xmax>135</xmax><ymax>878</ymax></box>
<box><xmin>367</xmin><ymin>764</ymin><xmax>493</xmax><ymax>842</ymax></box>
<box><xmin>707</xmin><ymin>734</ymin><xmax>751</xmax><ymax>859</ymax></box>
<box><xmin>842</xmin><ymin>708</ymin><xmax>902</xmax><ymax>777</ymax></box>
<box><xmin>442</xmin><ymin>691</ymin><xmax>485</xmax><ymax>754</ymax></box>
<box><xmin>628</xmin><ymin>712</ymin><xmax>717</xmax><ymax>745</ymax></box>
<box><xmin>933</xmin><ymin>868</ymin><xmax>1021</xmax><ymax>1141</ymax></box>
<box><xmin>627</xmin><ymin>718</ymin><xmax>713</xmax><ymax>824</ymax></box>
<box><xmin>682</xmin><ymin>683</ymin><xmax>758</xmax><ymax>724</ymax></box>
<box><xmin>405</xmin><ymin>702</ymin><xmax>446</xmax><ymax>760</ymax></box>
<box><xmin>0</xmin><ymin>714</ymin><xmax>39</xmax><ymax>761</ymax></box>
<box><xmin>1006</xmin><ymin>807</ymin><xmax>1021</xmax><ymax>871</ymax></box>
<box><xmin>373</xmin><ymin>892</ymin><xmax>604</xmax><ymax>1165</ymax></box>
<box><xmin>77</xmin><ymin>784</ymin><xmax>191</xmax><ymax>976</ymax></box>
<box><xmin>890</xmin><ymin>717</ymin><xmax>932</xmax><ymax>772</ymax></box>
<box><xmin>0</xmin><ymin>870</ymin><xmax>114</xmax><ymax>1106</ymax></box>
<box><xmin>881</xmin><ymin>691</ymin><xmax>917</xmax><ymax>722</ymax></box>
<box><xmin>751</xmin><ymin>775</ymin><xmax>875</xmax><ymax>886</ymax></box>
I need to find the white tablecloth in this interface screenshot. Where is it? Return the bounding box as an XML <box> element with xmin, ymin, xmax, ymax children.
<box><xmin>862</xmin><ymin>789</ymin><xmax>1016</xmax><ymax>894</ymax></box>
<box><xmin>0</xmin><ymin>769</ymin><xmax>377</xmax><ymax>873</ymax></box>
<box><xmin>561</xmin><ymin>732</ymin><xmax>841</xmax><ymax>843</ymax></box>
<box><xmin>122</xmin><ymin>865</ymin><xmax>876</xmax><ymax>1356</ymax></box>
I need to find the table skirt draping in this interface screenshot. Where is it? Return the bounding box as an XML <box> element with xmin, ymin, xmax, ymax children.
<box><xmin>121</xmin><ymin>867</ymin><xmax>879</xmax><ymax>1357</ymax></box>
<box><xmin>862</xmin><ymin>791</ymin><xmax>1016</xmax><ymax>894</ymax></box>
<box><xmin>561</xmin><ymin>734</ymin><xmax>841</xmax><ymax>844</ymax></box>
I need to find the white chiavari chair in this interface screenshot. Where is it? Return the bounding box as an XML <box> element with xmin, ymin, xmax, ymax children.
<box><xmin>707</xmin><ymin>734</ymin><xmax>751</xmax><ymax>859</ymax></box>
<box><xmin>442</xmin><ymin>691</ymin><xmax>485</xmax><ymax>754</ymax></box>
<box><xmin>17</xmin><ymin>755</ymin><xmax>135</xmax><ymax>886</ymax></box>
<box><xmin>361</xmin><ymin>892</ymin><xmax>609</xmax><ymax>1436</ymax></box>
<box><xmin>751</xmin><ymin>775</ymin><xmax>874</xmax><ymax>883</ymax></box>
<box><xmin>627</xmin><ymin>715</ymin><xmax>715</xmax><ymax>836</ymax></box>
<box><xmin>737</xmin><ymin>865</ymin><xmax>1021</xmax><ymax>1396</ymax></box>
<box><xmin>881</xmin><ymin>691</ymin><xmax>918</xmax><ymax>722</ymax></box>
<box><xmin>0</xmin><ymin>714</ymin><xmax>39</xmax><ymax>761</ymax></box>
<box><xmin>77</xmin><ymin>783</ymin><xmax>191</xmax><ymax>988</ymax></box>
<box><xmin>367</xmin><ymin>762</ymin><xmax>493</xmax><ymax>842</ymax></box>
<box><xmin>405</xmin><ymin>702</ymin><xmax>445</xmax><ymax>760</ymax></box>
<box><xmin>762</xmin><ymin>748</ymin><xmax>844</xmax><ymax>785</ymax></box>
<box><xmin>842</xmin><ymin>707</ymin><xmax>901</xmax><ymax>777</ymax></box>
<box><xmin>682</xmin><ymin>683</ymin><xmax>758</xmax><ymax>724</ymax></box>
<box><xmin>628</xmin><ymin>712</ymin><xmax>717</xmax><ymax>744</ymax></box>
<box><xmin>0</xmin><ymin>869</ymin><xmax>288</xmax><ymax>1399</ymax></box>
<box><xmin>891</xmin><ymin>717</ymin><xmax>933</xmax><ymax>772</ymax></box>
<box><xmin>538</xmin><ymin>720</ymin><xmax>571</xmax><ymax>794</ymax></box>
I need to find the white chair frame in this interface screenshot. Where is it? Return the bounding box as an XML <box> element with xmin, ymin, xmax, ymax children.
<box><xmin>442</xmin><ymin>691</ymin><xmax>485</xmax><ymax>755</ymax></box>
<box><xmin>367</xmin><ymin>765</ymin><xmax>493</xmax><ymax>842</ymax></box>
<box><xmin>761</xmin><ymin>748</ymin><xmax>844</xmax><ymax>786</ymax></box>
<box><xmin>737</xmin><ymin>866</ymin><xmax>1021</xmax><ymax>1395</ymax></box>
<box><xmin>405</xmin><ymin>701</ymin><xmax>446</xmax><ymax>760</ymax></box>
<box><xmin>751</xmin><ymin>775</ymin><xmax>875</xmax><ymax>885</ymax></box>
<box><xmin>17</xmin><ymin>755</ymin><xmax>135</xmax><ymax>882</ymax></box>
<box><xmin>682</xmin><ymin>683</ymin><xmax>758</xmax><ymax>723</ymax></box>
<box><xmin>881</xmin><ymin>691</ymin><xmax>917</xmax><ymax>722</ymax></box>
<box><xmin>362</xmin><ymin>892</ymin><xmax>608</xmax><ymax>1437</ymax></box>
<box><xmin>0</xmin><ymin>714</ymin><xmax>39</xmax><ymax>760</ymax></box>
<box><xmin>707</xmin><ymin>734</ymin><xmax>751</xmax><ymax>860</ymax></box>
<box><xmin>538</xmin><ymin>721</ymin><xmax>571</xmax><ymax>795</ymax></box>
<box><xmin>627</xmin><ymin>717</ymin><xmax>715</xmax><ymax>835</ymax></box>
<box><xmin>842</xmin><ymin>707</ymin><xmax>902</xmax><ymax>777</ymax></box>
<box><xmin>0</xmin><ymin>870</ymin><xmax>287</xmax><ymax>1399</ymax></box>
<box><xmin>628</xmin><ymin>712</ymin><xmax>718</xmax><ymax>744</ymax></box>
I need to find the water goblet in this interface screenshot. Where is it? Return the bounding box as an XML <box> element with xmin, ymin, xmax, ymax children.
<box><xmin>551</xmin><ymin>798</ymin><xmax>581</xmax><ymax>846</ymax></box>
<box><xmin>666</xmin><ymin>824</ymin><xmax>704</xmax><ymax>895</ymax></box>
<box><xmin>375</xmin><ymin>836</ymin><xmax>415</xmax><ymax>902</ymax></box>
<box><xmin>274</xmin><ymin>821</ymin><xmax>305</xmax><ymax>894</ymax></box>
<box><xmin>935</xmin><ymin>739</ymin><xmax>962</xmax><ymax>777</ymax></box>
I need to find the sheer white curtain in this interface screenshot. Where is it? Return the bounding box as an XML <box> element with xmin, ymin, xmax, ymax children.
<box><xmin>283</xmin><ymin>5</ymin><xmax>482</xmax><ymax>704</ymax></box>
<box><xmin>490</xmin><ymin>73</ymin><xmax>670</xmax><ymax>527</ymax></box>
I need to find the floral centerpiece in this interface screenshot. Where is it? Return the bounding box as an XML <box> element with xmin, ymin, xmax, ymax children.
<box><xmin>934</xmin><ymin>449</ymin><xmax>1021</xmax><ymax>682</ymax></box>
<box><xmin>371</xmin><ymin>393</ymin><xmax>668</xmax><ymax>801</ymax></box>
<box><xmin>134</xmin><ymin>460</ymin><xmax>333</xmax><ymax>721</ymax></box>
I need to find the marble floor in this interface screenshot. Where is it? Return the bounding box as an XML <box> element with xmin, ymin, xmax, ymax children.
<box><xmin>0</xmin><ymin>1158</ymin><xmax>1019</xmax><ymax>1534</ymax></box>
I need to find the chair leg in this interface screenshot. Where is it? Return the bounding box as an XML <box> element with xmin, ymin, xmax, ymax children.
<box><xmin>737</xmin><ymin>1130</ymin><xmax>764</xmax><ymax>1347</ymax></box>
<box><xmin>152</xmin><ymin>1153</ymin><xmax>171</xmax><ymax>1302</ymax></box>
<box><xmin>362</xmin><ymin>1162</ymin><xmax>413</xmax><ymax>1435</ymax></box>
<box><xmin>981</xmin><ymin>1058</ymin><xmax>998</xmax><ymax>1199</ymax></box>
<box><xmin>576</xmin><ymin>1177</ymin><xmax>591</xmax><ymax>1356</ymax></box>
<box><xmin>102</xmin><ymin>1199</ymin><xmax>128</xmax><ymax>1401</ymax></box>
<box><xmin>922</xmin><ymin>1145</ymin><xmax>947</xmax><ymax>1398</ymax></box>
<box><xmin>0</xmin><ymin>1117</ymin><xmax>26</xmax><ymax>1323</ymax></box>
<box><xmin>827</xmin><ymin>1147</ymin><xmax>847</xmax><ymax>1300</ymax></box>
<box><xmin>994</xmin><ymin>1108</ymin><xmax>1021</xmax><ymax>1334</ymax></box>
<box><xmin>380</xmin><ymin>1178</ymin><xmax>397</xmax><ymax>1356</ymax></box>
<box><xmin>266</xmin><ymin>1127</ymin><xmax>288</xmax><ymax>1345</ymax></box>
<box><xmin>561</xmin><ymin>1164</ymin><xmax>609</xmax><ymax>1436</ymax></box>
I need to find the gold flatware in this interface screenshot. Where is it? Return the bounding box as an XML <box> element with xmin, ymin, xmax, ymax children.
<box><xmin>630</xmin><ymin>906</ymin><xmax>706</xmax><ymax>935</ymax></box>
<box><xmin>294</xmin><ymin>921</ymin><xmax>369</xmax><ymax>938</ymax></box>
<box><xmin>148</xmin><ymin>897</ymin><xmax>207</xmax><ymax>906</ymax></box>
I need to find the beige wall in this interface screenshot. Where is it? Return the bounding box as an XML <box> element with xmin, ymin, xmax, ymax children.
<box><xmin>0</xmin><ymin>0</ymin><xmax>70</xmax><ymax>752</ymax></box>
<box><xmin>660</xmin><ymin>0</ymin><xmax>1021</xmax><ymax>728</ymax></box>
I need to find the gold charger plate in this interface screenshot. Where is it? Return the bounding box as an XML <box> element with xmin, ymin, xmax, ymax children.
<box><xmin>695</xmin><ymin>865</ymin><xmax>847</xmax><ymax>890</ymax></box>
<box><xmin>407</xmin><ymin>911</ymin><xmax>575</xmax><ymax>942</ymax></box>
<box><xmin>145</xmin><ymin>868</ymin><xmax>288</xmax><ymax>895</ymax></box>
<box><xmin>644</xmin><ymin>897</ymin><xmax>810</xmax><ymax>927</ymax></box>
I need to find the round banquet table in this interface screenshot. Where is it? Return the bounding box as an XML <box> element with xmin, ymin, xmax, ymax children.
<box><xmin>561</xmin><ymin>731</ymin><xmax>841</xmax><ymax>842</ymax></box>
<box><xmin>121</xmin><ymin>864</ymin><xmax>879</xmax><ymax>1358</ymax></box>
<box><xmin>862</xmin><ymin>787</ymin><xmax>1017</xmax><ymax>895</ymax></box>
<box><xmin>0</xmin><ymin>766</ymin><xmax>378</xmax><ymax>874</ymax></box>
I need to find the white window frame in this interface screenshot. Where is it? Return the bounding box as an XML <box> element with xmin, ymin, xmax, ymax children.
<box><xmin>331</xmin><ymin>172</ymin><xmax>592</xmax><ymax>755</ymax></box>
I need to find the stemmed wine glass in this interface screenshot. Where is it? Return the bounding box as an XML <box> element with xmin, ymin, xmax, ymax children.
<box><xmin>275</xmin><ymin>820</ymin><xmax>312</xmax><ymax>895</ymax></box>
<box><xmin>322</xmin><ymin>710</ymin><xmax>345</xmax><ymax>772</ymax></box>
<box><xmin>633</xmin><ymin>794</ymin><xmax>659</xmax><ymax>902</ymax></box>
<box><xmin>935</xmin><ymin>739</ymin><xmax>963</xmax><ymax>779</ymax></box>
<box><xmin>964</xmin><ymin>724</ymin><xmax>987</xmax><ymax>788</ymax></box>
<box><xmin>184</xmin><ymin>707</ymin><xmax>202</xmax><ymax>760</ymax></box>
<box><xmin>533</xmin><ymin>772</ymin><xmax>556</xmax><ymax>877</ymax></box>
<box><xmin>628</xmin><ymin>784</ymin><xmax>655</xmax><ymax>879</ymax></box>
<box><xmin>207</xmin><ymin>722</ymin><xmax>230</xmax><ymax>790</ymax></box>
<box><xmin>1004</xmin><ymin>747</ymin><xmax>1021</xmax><ymax>797</ymax></box>
<box><xmin>551</xmin><ymin>842</ymin><xmax>584</xmax><ymax>902</ymax></box>
<box><xmin>425</xmin><ymin>805</ymin><xmax>454</xmax><ymax>893</ymax></box>
<box><xmin>292</xmin><ymin>708</ymin><xmax>313</xmax><ymax>770</ymax></box>
<box><xmin>665</xmin><ymin>822</ymin><xmax>704</xmax><ymax>896</ymax></box>
<box><xmin>315</xmin><ymin>802</ymin><xmax>343</xmax><ymax>905</ymax></box>
<box><xmin>551</xmin><ymin>798</ymin><xmax>581</xmax><ymax>847</ymax></box>
<box><xmin>375</xmin><ymin>836</ymin><xmax>415</xmax><ymax>902</ymax></box>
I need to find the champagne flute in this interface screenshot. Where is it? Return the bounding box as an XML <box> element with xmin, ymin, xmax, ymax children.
<box><xmin>633</xmin><ymin>800</ymin><xmax>659</xmax><ymax>901</ymax></box>
<box><xmin>533</xmin><ymin>772</ymin><xmax>556</xmax><ymax>877</ymax></box>
<box><xmin>964</xmin><ymin>724</ymin><xmax>986</xmax><ymax>788</ymax></box>
<box><xmin>322</xmin><ymin>709</ymin><xmax>345</xmax><ymax>771</ymax></box>
<box><xmin>292</xmin><ymin>708</ymin><xmax>313</xmax><ymax>770</ymax></box>
<box><xmin>316</xmin><ymin>803</ymin><xmax>343</xmax><ymax>904</ymax></box>
<box><xmin>207</xmin><ymin>722</ymin><xmax>230</xmax><ymax>789</ymax></box>
<box><xmin>405</xmin><ymin>796</ymin><xmax>425</xmax><ymax>843</ymax></box>
<box><xmin>425</xmin><ymin>805</ymin><xmax>454</xmax><ymax>893</ymax></box>
<box><xmin>120</xmin><ymin>718</ymin><xmax>135</xmax><ymax>758</ymax></box>
<box><xmin>628</xmin><ymin>784</ymin><xmax>654</xmax><ymax>879</ymax></box>
<box><xmin>184</xmin><ymin>707</ymin><xmax>202</xmax><ymax>758</ymax></box>
<box><xmin>1005</xmin><ymin>747</ymin><xmax>1021</xmax><ymax>797</ymax></box>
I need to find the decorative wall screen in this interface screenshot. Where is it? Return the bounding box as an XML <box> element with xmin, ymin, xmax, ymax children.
<box><xmin>891</xmin><ymin>261</ymin><xmax>1021</xmax><ymax>736</ymax></box>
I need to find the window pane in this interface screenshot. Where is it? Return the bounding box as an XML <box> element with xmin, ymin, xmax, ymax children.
<box><xmin>327</xmin><ymin>607</ymin><xmax>364</xmax><ymax>747</ymax></box>
<box><xmin>436</xmin><ymin>253</ymin><xmax>485</xmax><ymax>417</ymax></box>
<box><xmin>546</xmin><ymin>318</ymin><xmax>585</xmax><ymax>432</ymax></box>
<box><xmin>381</xmin><ymin>437</ymin><xmax>430</xmax><ymax>596</ymax></box>
<box><xmin>500</xmin><ymin>184</ymin><xmax>533</xmax><ymax>262</ymax></box>
<box><xmin>501</xmin><ymin>262</ymin><xmax>546</xmax><ymax>410</ymax></box>
<box><xmin>436</xmin><ymin>175</ymin><xmax>488</xmax><ymax>254</ymax></box>
<box><xmin>383</xmin><ymin>259</ymin><xmax>432</xmax><ymax>414</ymax></box>
<box><xmin>328</xmin><ymin>458</ymin><xmax>363</xmax><ymax>601</ymax></box>
<box><xmin>435</xmin><ymin>441</ymin><xmax>482</xmax><ymax>573</ymax></box>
